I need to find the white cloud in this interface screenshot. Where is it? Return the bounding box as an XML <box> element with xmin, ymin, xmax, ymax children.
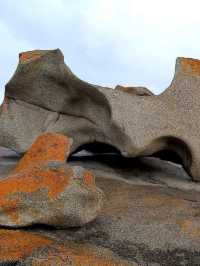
<box><xmin>0</xmin><ymin>0</ymin><xmax>200</xmax><ymax>103</ymax></box>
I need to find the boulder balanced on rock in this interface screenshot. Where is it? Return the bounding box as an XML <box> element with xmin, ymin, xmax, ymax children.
<box><xmin>0</xmin><ymin>133</ymin><xmax>104</xmax><ymax>228</ymax></box>
<box><xmin>1</xmin><ymin>49</ymin><xmax>200</xmax><ymax>181</ymax></box>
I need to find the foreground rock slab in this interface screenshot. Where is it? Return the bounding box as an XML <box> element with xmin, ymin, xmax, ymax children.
<box><xmin>0</xmin><ymin>133</ymin><xmax>104</xmax><ymax>228</ymax></box>
<box><xmin>0</xmin><ymin>229</ymin><xmax>130</xmax><ymax>266</ymax></box>
<box><xmin>1</xmin><ymin>49</ymin><xmax>200</xmax><ymax>181</ymax></box>
<box><xmin>0</xmin><ymin>153</ymin><xmax>200</xmax><ymax>265</ymax></box>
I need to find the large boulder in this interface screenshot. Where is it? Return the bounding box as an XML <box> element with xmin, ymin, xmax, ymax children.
<box><xmin>1</xmin><ymin>50</ymin><xmax>200</xmax><ymax>181</ymax></box>
<box><xmin>0</xmin><ymin>133</ymin><xmax>104</xmax><ymax>228</ymax></box>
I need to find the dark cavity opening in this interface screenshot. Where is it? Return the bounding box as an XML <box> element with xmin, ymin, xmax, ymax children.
<box><xmin>70</xmin><ymin>137</ymin><xmax>193</xmax><ymax>180</ymax></box>
<box><xmin>152</xmin><ymin>149</ymin><xmax>183</xmax><ymax>165</ymax></box>
<box><xmin>72</xmin><ymin>141</ymin><xmax>121</xmax><ymax>155</ymax></box>
<box><xmin>150</xmin><ymin>136</ymin><xmax>192</xmax><ymax>174</ymax></box>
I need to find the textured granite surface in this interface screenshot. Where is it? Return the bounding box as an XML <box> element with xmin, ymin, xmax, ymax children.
<box><xmin>0</xmin><ymin>149</ymin><xmax>200</xmax><ymax>265</ymax></box>
<box><xmin>1</xmin><ymin>50</ymin><xmax>200</xmax><ymax>181</ymax></box>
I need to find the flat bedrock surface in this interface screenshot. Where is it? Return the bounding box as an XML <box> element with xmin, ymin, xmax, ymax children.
<box><xmin>0</xmin><ymin>149</ymin><xmax>200</xmax><ymax>265</ymax></box>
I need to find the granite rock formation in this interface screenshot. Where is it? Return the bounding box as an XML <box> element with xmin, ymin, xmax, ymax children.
<box><xmin>0</xmin><ymin>152</ymin><xmax>200</xmax><ymax>265</ymax></box>
<box><xmin>1</xmin><ymin>49</ymin><xmax>200</xmax><ymax>181</ymax></box>
<box><xmin>0</xmin><ymin>133</ymin><xmax>104</xmax><ymax>228</ymax></box>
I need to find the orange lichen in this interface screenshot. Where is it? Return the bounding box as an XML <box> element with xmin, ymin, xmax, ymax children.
<box><xmin>19</xmin><ymin>51</ymin><xmax>45</xmax><ymax>63</ymax></box>
<box><xmin>13</xmin><ymin>133</ymin><xmax>71</xmax><ymax>174</ymax></box>
<box><xmin>0</xmin><ymin>229</ymin><xmax>52</xmax><ymax>262</ymax></box>
<box><xmin>3</xmin><ymin>198</ymin><xmax>21</xmax><ymax>223</ymax></box>
<box><xmin>83</xmin><ymin>170</ymin><xmax>96</xmax><ymax>188</ymax></box>
<box><xmin>0</xmin><ymin>165</ymin><xmax>72</xmax><ymax>224</ymax></box>
<box><xmin>0</xmin><ymin>229</ymin><xmax>128</xmax><ymax>265</ymax></box>
<box><xmin>180</xmin><ymin>58</ymin><xmax>200</xmax><ymax>76</ymax></box>
<box><xmin>178</xmin><ymin>218</ymin><xmax>200</xmax><ymax>238</ymax></box>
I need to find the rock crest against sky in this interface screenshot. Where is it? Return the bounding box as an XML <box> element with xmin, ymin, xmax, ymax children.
<box><xmin>1</xmin><ymin>0</ymin><xmax>200</xmax><ymax>102</ymax></box>
<box><xmin>2</xmin><ymin>49</ymin><xmax>200</xmax><ymax>182</ymax></box>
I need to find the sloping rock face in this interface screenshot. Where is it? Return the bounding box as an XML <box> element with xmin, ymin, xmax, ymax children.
<box><xmin>0</xmin><ymin>153</ymin><xmax>200</xmax><ymax>265</ymax></box>
<box><xmin>0</xmin><ymin>229</ymin><xmax>131</xmax><ymax>265</ymax></box>
<box><xmin>0</xmin><ymin>133</ymin><xmax>104</xmax><ymax>228</ymax></box>
<box><xmin>1</xmin><ymin>49</ymin><xmax>200</xmax><ymax>181</ymax></box>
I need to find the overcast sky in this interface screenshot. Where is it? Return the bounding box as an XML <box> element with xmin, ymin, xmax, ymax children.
<box><xmin>0</xmin><ymin>0</ymin><xmax>200</xmax><ymax>103</ymax></box>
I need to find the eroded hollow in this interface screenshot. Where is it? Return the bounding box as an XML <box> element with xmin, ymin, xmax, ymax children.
<box><xmin>153</xmin><ymin>150</ymin><xmax>183</xmax><ymax>165</ymax></box>
<box><xmin>149</xmin><ymin>136</ymin><xmax>192</xmax><ymax>175</ymax></box>
<box><xmin>70</xmin><ymin>137</ymin><xmax>193</xmax><ymax>180</ymax></box>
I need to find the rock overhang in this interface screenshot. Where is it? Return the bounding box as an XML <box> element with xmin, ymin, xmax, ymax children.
<box><xmin>1</xmin><ymin>49</ymin><xmax>200</xmax><ymax>181</ymax></box>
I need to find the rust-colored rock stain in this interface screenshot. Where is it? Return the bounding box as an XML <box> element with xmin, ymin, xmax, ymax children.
<box><xmin>0</xmin><ymin>229</ymin><xmax>52</xmax><ymax>262</ymax></box>
<box><xmin>0</xmin><ymin>229</ymin><xmax>127</xmax><ymax>265</ymax></box>
<box><xmin>179</xmin><ymin>218</ymin><xmax>200</xmax><ymax>238</ymax></box>
<box><xmin>0</xmin><ymin>165</ymin><xmax>72</xmax><ymax>224</ymax></box>
<box><xmin>83</xmin><ymin>170</ymin><xmax>96</xmax><ymax>188</ymax></box>
<box><xmin>0</xmin><ymin>133</ymin><xmax>73</xmax><ymax>224</ymax></box>
<box><xmin>115</xmin><ymin>85</ymin><xmax>152</xmax><ymax>96</ymax></box>
<box><xmin>180</xmin><ymin>58</ymin><xmax>200</xmax><ymax>76</ymax></box>
<box><xmin>13</xmin><ymin>133</ymin><xmax>71</xmax><ymax>174</ymax></box>
<box><xmin>19</xmin><ymin>51</ymin><xmax>44</xmax><ymax>63</ymax></box>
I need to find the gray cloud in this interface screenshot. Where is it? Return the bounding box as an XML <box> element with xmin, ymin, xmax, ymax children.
<box><xmin>0</xmin><ymin>0</ymin><xmax>200</xmax><ymax>103</ymax></box>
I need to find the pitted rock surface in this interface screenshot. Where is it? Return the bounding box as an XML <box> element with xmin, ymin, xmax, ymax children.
<box><xmin>0</xmin><ymin>152</ymin><xmax>200</xmax><ymax>265</ymax></box>
<box><xmin>0</xmin><ymin>133</ymin><xmax>104</xmax><ymax>228</ymax></box>
<box><xmin>0</xmin><ymin>229</ymin><xmax>130</xmax><ymax>266</ymax></box>
<box><xmin>1</xmin><ymin>50</ymin><xmax>200</xmax><ymax>181</ymax></box>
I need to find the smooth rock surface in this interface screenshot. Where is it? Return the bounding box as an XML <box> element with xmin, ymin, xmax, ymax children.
<box><xmin>1</xmin><ymin>50</ymin><xmax>200</xmax><ymax>181</ymax></box>
<box><xmin>0</xmin><ymin>133</ymin><xmax>104</xmax><ymax>228</ymax></box>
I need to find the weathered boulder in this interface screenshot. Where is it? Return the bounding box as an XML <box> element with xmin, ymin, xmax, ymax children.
<box><xmin>0</xmin><ymin>133</ymin><xmax>104</xmax><ymax>228</ymax></box>
<box><xmin>1</xmin><ymin>50</ymin><xmax>200</xmax><ymax>181</ymax></box>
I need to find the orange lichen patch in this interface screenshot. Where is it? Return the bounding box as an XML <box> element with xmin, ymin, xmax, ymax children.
<box><xmin>180</xmin><ymin>58</ymin><xmax>200</xmax><ymax>76</ymax></box>
<box><xmin>3</xmin><ymin>198</ymin><xmax>21</xmax><ymax>224</ymax></box>
<box><xmin>13</xmin><ymin>133</ymin><xmax>71</xmax><ymax>174</ymax></box>
<box><xmin>178</xmin><ymin>218</ymin><xmax>200</xmax><ymax>238</ymax></box>
<box><xmin>0</xmin><ymin>229</ymin><xmax>124</xmax><ymax>265</ymax></box>
<box><xmin>83</xmin><ymin>170</ymin><xmax>96</xmax><ymax>188</ymax></box>
<box><xmin>31</xmin><ymin>244</ymin><xmax>128</xmax><ymax>266</ymax></box>
<box><xmin>19</xmin><ymin>51</ymin><xmax>46</xmax><ymax>64</ymax></box>
<box><xmin>0</xmin><ymin>229</ymin><xmax>52</xmax><ymax>262</ymax></box>
<box><xmin>0</xmin><ymin>165</ymin><xmax>72</xmax><ymax>223</ymax></box>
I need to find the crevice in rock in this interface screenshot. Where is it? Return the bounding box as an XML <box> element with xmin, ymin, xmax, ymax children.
<box><xmin>6</xmin><ymin>96</ymin><xmax>97</xmax><ymax>126</ymax></box>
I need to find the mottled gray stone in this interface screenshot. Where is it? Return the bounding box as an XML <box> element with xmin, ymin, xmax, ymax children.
<box><xmin>0</xmin><ymin>152</ymin><xmax>200</xmax><ymax>265</ymax></box>
<box><xmin>1</xmin><ymin>50</ymin><xmax>200</xmax><ymax>181</ymax></box>
<box><xmin>0</xmin><ymin>133</ymin><xmax>104</xmax><ymax>229</ymax></box>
